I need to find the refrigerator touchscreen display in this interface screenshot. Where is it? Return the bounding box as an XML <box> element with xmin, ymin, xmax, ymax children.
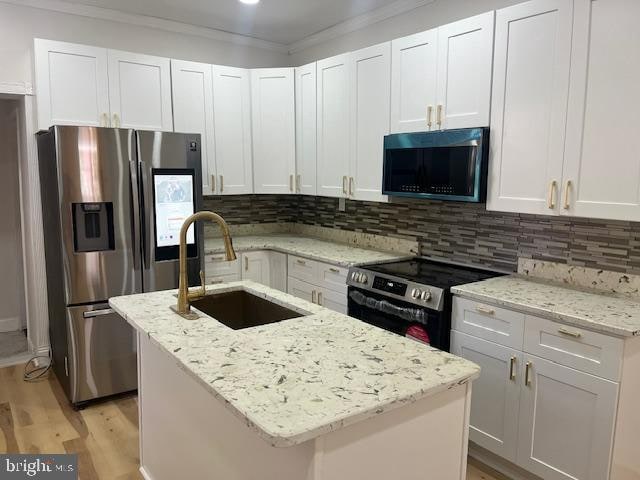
<box><xmin>153</xmin><ymin>172</ymin><xmax>195</xmax><ymax>248</ymax></box>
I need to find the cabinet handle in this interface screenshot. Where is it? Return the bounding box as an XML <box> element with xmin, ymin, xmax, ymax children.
<box><xmin>289</xmin><ymin>174</ymin><xmax>294</xmax><ymax>192</ymax></box>
<box><xmin>475</xmin><ymin>305</ymin><xmax>495</xmax><ymax>315</ymax></box>
<box><xmin>101</xmin><ymin>113</ymin><xmax>109</xmax><ymax>127</ymax></box>
<box><xmin>563</xmin><ymin>180</ymin><xmax>572</xmax><ymax>210</ymax></box>
<box><xmin>558</xmin><ymin>327</ymin><xmax>582</xmax><ymax>338</ymax></box>
<box><xmin>296</xmin><ymin>259</ymin><xmax>306</xmax><ymax>266</ymax></box>
<box><xmin>220</xmin><ymin>175</ymin><xmax>224</xmax><ymax>193</ymax></box>
<box><xmin>349</xmin><ymin>177</ymin><xmax>354</xmax><ymax>196</ymax></box>
<box><xmin>436</xmin><ymin>104</ymin><xmax>443</xmax><ymax>128</ymax></box>
<box><xmin>329</xmin><ymin>267</ymin><xmax>340</xmax><ymax>273</ymax></box>
<box><xmin>509</xmin><ymin>356</ymin><xmax>516</xmax><ymax>381</ymax></box>
<box><xmin>211</xmin><ymin>175</ymin><xmax>216</xmax><ymax>193</ymax></box>
<box><xmin>547</xmin><ymin>180</ymin><xmax>557</xmax><ymax>209</ymax></box>
<box><xmin>244</xmin><ymin>256</ymin><xmax>249</xmax><ymax>271</ymax></box>
<box><xmin>525</xmin><ymin>361</ymin><xmax>532</xmax><ymax>386</ymax></box>
<box><xmin>113</xmin><ymin>113</ymin><xmax>121</xmax><ymax>128</ymax></box>
<box><xmin>342</xmin><ymin>175</ymin><xmax>348</xmax><ymax>194</ymax></box>
<box><xmin>318</xmin><ymin>291</ymin><xmax>323</xmax><ymax>306</ymax></box>
<box><xmin>427</xmin><ymin>105</ymin><xmax>433</xmax><ymax>128</ymax></box>
<box><xmin>312</xmin><ymin>290</ymin><xmax>317</xmax><ymax>304</ymax></box>
<box><xmin>296</xmin><ymin>174</ymin><xmax>301</xmax><ymax>193</ymax></box>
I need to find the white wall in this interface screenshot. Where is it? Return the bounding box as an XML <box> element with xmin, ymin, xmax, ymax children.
<box><xmin>0</xmin><ymin>1</ymin><xmax>290</xmax><ymax>90</ymax></box>
<box><xmin>289</xmin><ymin>0</ymin><xmax>523</xmax><ymax>64</ymax></box>
<box><xmin>0</xmin><ymin>99</ymin><xmax>26</xmax><ymax>333</ymax></box>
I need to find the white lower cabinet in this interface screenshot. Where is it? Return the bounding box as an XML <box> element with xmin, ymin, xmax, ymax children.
<box><xmin>451</xmin><ymin>331</ymin><xmax>521</xmax><ymax>462</ymax></box>
<box><xmin>517</xmin><ymin>354</ymin><xmax>618</xmax><ymax>480</ymax></box>
<box><xmin>241</xmin><ymin>251</ymin><xmax>287</xmax><ymax>292</ymax></box>
<box><xmin>316</xmin><ymin>287</ymin><xmax>348</xmax><ymax>315</ymax></box>
<box><xmin>287</xmin><ymin>255</ymin><xmax>348</xmax><ymax>314</ymax></box>
<box><xmin>453</xmin><ymin>296</ymin><xmax>622</xmax><ymax>480</ymax></box>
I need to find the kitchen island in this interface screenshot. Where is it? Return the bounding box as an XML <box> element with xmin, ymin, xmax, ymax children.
<box><xmin>110</xmin><ymin>281</ymin><xmax>480</xmax><ymax>480</ymax></box>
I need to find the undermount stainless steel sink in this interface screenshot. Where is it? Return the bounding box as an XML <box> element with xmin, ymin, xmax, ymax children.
<box><xmin>190</xmin><ymin>290</ymin><xmax>305</xmax><ymax>330</ymax></box>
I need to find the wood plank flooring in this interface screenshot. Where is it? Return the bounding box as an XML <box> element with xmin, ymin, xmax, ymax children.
<box><xmin>0</xmin><ymin>365</ymin><xmax>504</xmax><ymax>480</ymax></box>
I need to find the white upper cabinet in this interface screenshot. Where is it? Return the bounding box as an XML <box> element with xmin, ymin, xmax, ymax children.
<box><xmin>34</xmin><ymin>39</ymin><xmax>110</xmax><ymax>130</ymax></box>
<box><xmin>107</xmin><ymin>50</ymin><xmax>173</xmax><ymax>131</ymax></box>
<box><xmin>316</xmin><ymin>54</ymin><xmax>351</xmax><ymax>198</ymax></box>
<box><xmin>171</xmin><ymin>60</ymin><xmax>216</xmax><ymax>195</ymax></box>
<box><xmin>295</xmin><ymin>62</ymin><xmax>317</xmax><ymax>196</ymax></box>
<box><xmin>436</xmin><ymin>12</ymin><xmax>494</xmax><ymax>129</ymax></box>
<box><xmin>562</xmin><ymin>0</ymin><xmax>640</xmax><ymax>221</ymax></box>
<box><xmin>212</xmin><ymin>65</ymin><xmax>253</xmax><ymax>195</ymax></box>
<box><xmin>251</xmin><ymin>68</ymin><xmax>296</xmax><ymax>194</ymax></box>
<box><xmin>487</xmin><ymin>0</ymin><xmax>573</xmax><ymax>215</ymax></box>
<box><xmin>390</xmin><ymin>29</ymin><xmax>438</xmax><ymax>133</ymax></box>
<box><xmin>349</xmin><ymin>43</ymin><xmax>391</xmax><ymax>202</ymax></box>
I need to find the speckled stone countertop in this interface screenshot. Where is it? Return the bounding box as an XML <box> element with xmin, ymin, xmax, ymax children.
<box><xmin>452</xmin><ymin>276</ymin><xmax>640</xmax><ymax>337</ymax></box>
<box><xmin>204</xmin><ymin>234</ymin><xmax>408</xmax><ymax>267</ymax></box>
<box><xmin>110</xmin><ymin>281</ymin><xmax>480</xmax><ymax>447</ymax></box>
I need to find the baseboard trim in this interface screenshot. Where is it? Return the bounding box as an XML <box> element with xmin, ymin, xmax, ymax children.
<box><xmin>468</xmin><ymin>444</ymin><xmax>542</xmax><ymax>480</ymax></box>
<box><xmin>0</xmin><ymin>316</ymin><xmax>22</xmax><ymax>333</ymax></box>
<box><xmin>139</xmin><ymin>467</ymin><xmax>153</xmax><ymax>480</ymax></box>
<box><xmin>0</xmin><ymin>351</ymin><xmax>32</xmax><ymax>368</ymax></box>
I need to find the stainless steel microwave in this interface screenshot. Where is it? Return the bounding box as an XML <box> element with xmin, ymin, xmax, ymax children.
<box><xmin>382</xmin><ymin>127</ymin><xmax>489</xmax><ymax>202</ymax></box>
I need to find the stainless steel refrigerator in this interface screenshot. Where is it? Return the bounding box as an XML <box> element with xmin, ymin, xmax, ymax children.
<box><xmin>38</xmin><ymin>126</ymin><xmax>203</xmax><ymax>407</ymax></box>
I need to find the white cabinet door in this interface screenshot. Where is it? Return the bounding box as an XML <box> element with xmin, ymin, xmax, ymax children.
<box><xmin>251</xmin><ymin>68</ymin><xmax>296</xmax><ymax>194</ymax></box>
<box><xmin>241</xmin><ymin>251</ymin><xmax>271</xmax><ymax>286</ymax></box>
<box><xmin>295</xmin><ymin>62</ymin><xmax>317</xmax><ymax>195</ymax></box>
<box><xmin>171</xmin><ymin>60</ymin><xmax>216</xmax><ymax>195</ymax></box>
<box><xmin>487</xmin><ymin>0</ymin><xmax>572</xmax><ymax>215</ymax></box>
<box><xmin>349</xmin><ymin>43</ymin><xmax>390</xmax><ymax>203</ymax></box>
<box><xmin>287</xmin><ymin>277</ymin><xmax>317</xmax><ymax>304</ymax></box>
<box><xmin>34</xmin><ymin>39</ymin><xmax>110</xmax><ymax>130</ymax></box>
<box><xmin>212</xmin><ymin>65</ymin><xmax>253</xmax><ymax>195</ymax></box>
<box><xmin>317</xmin><ymin>288</ymin><xmax>348</xmax><ymax>315</ymax></box>
<box><xmin>436</xmin><ymin>12</ymin><xmax>494</xmax><ymax>130</ymax></box>
<box><xmin>562</xmin><ymin>0</ymin><xmax>640</xmax><ymax>221</ymax></box>
<box><xmin>451</xmin><ymin>331</ymin><xmax>522</xmax><ymax>463</ymax></box>
<box><xmin>390</xmin><ymin>29</ymin><xmax>438</xmax><ymax>133</ymax></box>
<box><xmin>317</xmin><ymin>54</ymin><xmax>350</xmax><ymax>198</ymax></box>
<box><xmin>107</xmin><ymin>50</ymin><xmax>173</xmax><ymax>131</ymax></box>
<box><xmin>517</xmin><ymin>354</ymin><xmax>618</xmax><ymax>480</ymax></box>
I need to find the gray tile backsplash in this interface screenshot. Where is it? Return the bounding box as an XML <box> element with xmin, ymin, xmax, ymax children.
<box><xmin>203</xmin><ymin>195</ymin><xmax>640</xmax><ymax>274</ymax></box>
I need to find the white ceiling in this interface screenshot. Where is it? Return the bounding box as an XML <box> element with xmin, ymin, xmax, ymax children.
<box><xmin>68</xmin><ymin>0</ymin><xmax>401</xmax><ymax>45</ymax></box>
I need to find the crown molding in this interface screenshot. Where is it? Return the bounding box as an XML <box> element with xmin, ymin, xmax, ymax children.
<box><xmin>287</xmin><ymin>0</ymin><xmax>436</xmax><ymax>54</ymax></box>
<box><xmin>0</xmin><ymin>0</ymin><xmax>289</xmax><ymax>53</ymax></box>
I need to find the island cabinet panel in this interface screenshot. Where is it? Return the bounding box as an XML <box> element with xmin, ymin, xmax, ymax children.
<box><xmin>517</xmin><ymin>354</ymin><xmax>618</xmax><ymax>480</ymax></box>
<box><xmin>561</xmin><ymin>0</ymin><xmax>640</xmax><ymax>221</ymax></box>
<box><xmin>451</xmin><ymin>331</ymin><xmax>521</xmax><ymax>463</ymax></box>
<box><xmin>251</xmin><ymin>68</ymin><xmax>296</xmax><ymax>194</ymax></box>
<box><xmin>137</xmin><ymin>332</ymin><xmax>473</xmax><ymax>480</ymax></box>
<box><xmin>107</xmin><ymin>50</ymin><xmax>173</xmax><ymax>131</ymax></box>
<box><xmin>487</xmin><ymin>0</ymin><xmax>572</xmax><ymax>216</ymax></box>
<box><xmin>34</xmin><ymin>39</ymin><xmax>110</xmax><ymax>130</ymax></box>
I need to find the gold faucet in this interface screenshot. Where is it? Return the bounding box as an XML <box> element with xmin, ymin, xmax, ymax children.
<box><xmin>172</xmin><ymin>211</ymin><xmax>236</xmax><ymax>319</ymax></box>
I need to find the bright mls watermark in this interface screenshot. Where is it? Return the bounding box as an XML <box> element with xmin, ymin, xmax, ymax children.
<box><xmin>0</xmin><ymin>455</ymin><xmax>77</xmax><ymax>480</ymax></box>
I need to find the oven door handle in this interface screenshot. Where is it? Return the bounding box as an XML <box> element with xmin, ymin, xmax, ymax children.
<box><xmin>349</xmin><ymin>290</ymin><xmax>427</xmax><ymax>324</ymax></box>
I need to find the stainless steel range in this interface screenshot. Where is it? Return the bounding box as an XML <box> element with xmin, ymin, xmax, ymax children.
<box><xmin>347</xmin><ymin>258</ymin><xmax>504</xmax><ymax>351</ymax></box>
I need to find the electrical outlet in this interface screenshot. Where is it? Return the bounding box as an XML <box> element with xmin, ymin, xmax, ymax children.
<box><xmin>338</xmin><ymin>198</ymin><xmax>346</xmax><ymax>211</ymax></box>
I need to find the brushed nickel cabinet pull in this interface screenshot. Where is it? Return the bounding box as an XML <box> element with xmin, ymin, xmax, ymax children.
<box><xmin>558</xmin><ymin>327</ymin><xmax>582</xmax><ymax>338</ymax></box>
<box><xmin>296</xmin><ymin>259</ymin><xmax>306</xmax><ymax>266</ymax></box>
<box><xmin>329</xmin><ymin>267</ymin><xmax>340</xmax><ymax>273</ymax></box>
<box><xmin>427</xmin><ymin>105</ymin><xmax>433</xmax><ymax>128</ymax></box>
<box><xmin>312</xmin><ymin>290</ymin><xmax>317</xmax><ymax>304</ymax></box>
<box><xmin>289</xmin><ymin>174</ymin><xmax>294</xmax><ymax>192</ymax></box>
<box><xmin>342</xmin><ymin>175</ymin><xmax>348</xmax><ymax>194</ymax></box>
<box><xmin>113</xmin><ymin>113</ymin><xmax>121</xmax><ymax>128</ymax></box>
<box><xmin>296</xmin><ymin>174</ymin><xmax>301</xmax><ymax>193</ymax></box>
<box><xmin>525</xmin><ymin>361</ymin><xmax>532</xmax><ymax>386</ymax></box>
<box><xmin>548</xmin><ymin>180</ymin><xmax>557</xmax><ymax>209</ymax></box>
<box><xmin>211</xmin><ymin>175</ymin><xmax>216</xmax><ymax>193</ymax></box>
<box><xmin>476</xmin><ymin>305</ymin><xmax>495</xmax><ymax>315</ymax></box>
<box><xmin>101</xmin><ymin>113</ymin><xmax>109</xmax><ymax>127</ymax></box>
<box><xmin>317</xmin><ymin>291</ymin><xmax>323</xmax><ymax>306</ymax></box>
<box><xmin>349</xmin><ymin>177</ymin><xmax>354</xmax><ymax>196</ymax></box>
<box><xmin>509</xmin><ymin>356</ymin><xmax>516</xmax><ymax>381</ymax></box>
<box><xmin>436</xmin><ymin>104</ymin><xmax>443</xmax><ymax>128</ymax></box>
<box><xmin>563</xmin><ymin>180</ymin><xmax>572</xmax><ymax>210</ymax></box>
<box><xmin>220</xmin><ymin>175</ymin><xmax>224</xmax><ymax>193</ymax></box>
<box><xmin>244</xmin><ymin>256</ymin><xmax>249</xmax><ymax>271</ymax></box>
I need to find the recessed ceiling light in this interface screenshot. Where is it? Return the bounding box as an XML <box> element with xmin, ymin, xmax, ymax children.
<box><xmin>238</xmin><ymin>0</ymin><xmax>260</xmax><ymax>4</ymax></box>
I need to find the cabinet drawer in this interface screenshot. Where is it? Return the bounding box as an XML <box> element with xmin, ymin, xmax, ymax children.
<box><xmin>452</xmin><ymin>297</ymin><xmax>525</xmax><ymax>349</ymax></box>
<box><xmin>288</xmin><ymin>255</ymin><xmax>318</xmax><ymax>283</ymax></box>
<box><xmin>318</xmin><ymin>288</ymin><xmax>348</xmax><ymax>315</ymax></box>
<box><xmin>205</xmin><ymin>254</ymin><xmax>241</xmax><ymax>277</ymax></box>
<box><xmin>287</xmin><ymin>277</ymin><xmax>318</xmax><ymax>304</ymax></box>
<box><xmin>205</xmin><ymin>273</ymin><xmax>240</xmax><ymax>285</ymax></box>
<box><xmin>523</xmin><ymin>315</ymin><xmax>623</xmax><ymax>381</ymax></box>
<box><xmin>317</xmin><ymin>263</ymin><xmax>348</xmax><ymax>294</ymax></box>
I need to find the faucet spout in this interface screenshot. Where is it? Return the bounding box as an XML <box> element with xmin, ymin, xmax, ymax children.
<box><xmin>174</xmin><ymin>211</ymin><xmax>236</xmax><ymax>318</ymax></box>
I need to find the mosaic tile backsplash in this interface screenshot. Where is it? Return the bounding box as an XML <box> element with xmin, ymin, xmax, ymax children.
<box><xmin>203</xmin><ymin>195</ymin><xmax>640</xmax><ymax>274</ymax></box>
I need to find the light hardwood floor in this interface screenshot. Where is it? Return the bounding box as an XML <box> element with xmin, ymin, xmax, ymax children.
<box><xmin>0</xmin><ymin>365</ymin><xmax>504</xmax><ymax>480</ymax></box>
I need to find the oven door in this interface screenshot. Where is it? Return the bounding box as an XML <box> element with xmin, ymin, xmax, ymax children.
<box><xmin>347</xmin><ymin>287</ymin><xmax>449</xmax><ymax>351</ymax></box>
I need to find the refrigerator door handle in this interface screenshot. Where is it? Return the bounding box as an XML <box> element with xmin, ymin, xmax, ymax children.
<box><xmin>138</xmin><ymin>160</ymin><xmax>151</xmax><ymax>269</ymax></box>
<box><xmin>129</xmin><ymin>160</ymin><xmax>141</xmax><ymax>271</ymax></box>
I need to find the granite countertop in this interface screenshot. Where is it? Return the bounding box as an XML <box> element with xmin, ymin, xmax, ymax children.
<box><xmin>204</xmin><ymin>234</ymin><xmax>408</xmax><ymax>267</ymax></box>
<box><xmin>110</xmin><ymin>281</ymin><xmax>480</xmax><ymax>447</ymax></box>
<box><xmin>452</xmin><ymin>275</ymin><xmax>640</xmax><ymax>337</ymax></box>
